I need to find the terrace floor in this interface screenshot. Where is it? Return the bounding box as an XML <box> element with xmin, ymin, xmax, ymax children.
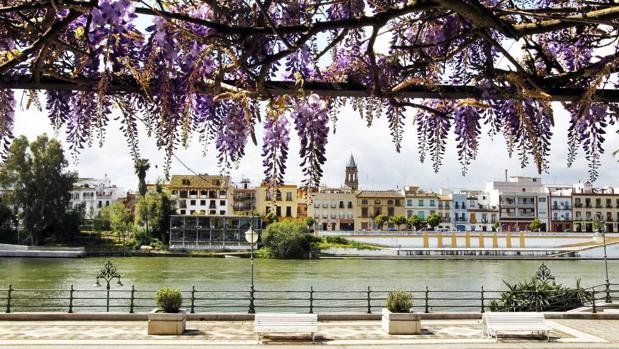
<box><xmin>1</xmin><ymin>319</ymin><xmax>619</xmax><ymax>348</ymax></box>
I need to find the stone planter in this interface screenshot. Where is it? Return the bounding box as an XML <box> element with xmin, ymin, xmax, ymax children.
<box><xmin>381</xmin><ymin>308</ymin><xmax>421</xmax><ymax>335</ymax></box>
<box><xmin>147</xmin><ymin>309</ymin><xmax>186</xmax><ymax>335</ymax></box>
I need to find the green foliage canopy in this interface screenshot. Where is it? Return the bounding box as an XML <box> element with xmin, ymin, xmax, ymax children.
<box><xmin>0</xmin><ymin>135</ymin><xmax>77</xmax><ymax>245</ymax></box>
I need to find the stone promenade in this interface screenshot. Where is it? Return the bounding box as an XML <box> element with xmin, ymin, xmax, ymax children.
<box><xmin>1</xmin><ymin>319</ymin><xmax>619</xmax><ymax>348</ymax></box>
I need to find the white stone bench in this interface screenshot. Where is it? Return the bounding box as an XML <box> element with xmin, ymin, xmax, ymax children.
<box><xmin>254</xmin><ymin>313</ymin><xmax>318</xmax><ymax>342</ymax></box>
<box><xmin>482</xmin><ymin>312</ymin><xmax>551</xmax><ymax>341</ymax></box>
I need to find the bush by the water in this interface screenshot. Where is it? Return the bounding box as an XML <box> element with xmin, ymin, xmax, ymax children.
<box><xmin>317</xmin><ymin>235</ymin><xmax>378</xmax><ymax>250</ymax></box>
<box><xmin>260</xmin><ymin>221</ymin><xmax>313</xmax><ymax>259</ymax></box>
<box><xmin>489</xmin><ymin>265</ymin><xmax>592</xmax><ymax>312</ymax></box>
<box><xmin>154</xmin><ymin>287</ymin><xmax>183</xmax><ymax>313</ymax></box>
<box><xmin>386</xmin><ymin>290</ymin><xmax>413</xmax><ymax>313</ymax></box>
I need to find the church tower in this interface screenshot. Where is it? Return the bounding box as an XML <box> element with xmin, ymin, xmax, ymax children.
<box><xmin>345</xmin><ymin>154</ymin><xmax>358</xmax><ymax>190</ymax></box>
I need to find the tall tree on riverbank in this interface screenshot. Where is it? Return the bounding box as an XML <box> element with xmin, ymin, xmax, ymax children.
<box><xmin>0</xmin><ymin>135</ymin><xmax>77</xmax><ymax>245</ymax></box>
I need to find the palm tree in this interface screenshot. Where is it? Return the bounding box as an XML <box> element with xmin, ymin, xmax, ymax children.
<box><xmin>134</xmin><ymin>158</ymin><xmax>151</xmax><ymax>237</ymax></box>
<box><xmin>134</xmin><ymin>159</ymin><xmax>150</xmax><ymax>198</ymax></box>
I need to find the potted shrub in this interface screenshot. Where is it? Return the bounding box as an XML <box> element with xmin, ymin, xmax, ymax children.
<box><xmin>147</xmin><ymin>287</ymin><xmax>186</xmax><ymax>335</ymax></box>
<box><xmin>382</xmin><ymin>290</ymin><xmax>421</xmax><ymax>335</ymax></box>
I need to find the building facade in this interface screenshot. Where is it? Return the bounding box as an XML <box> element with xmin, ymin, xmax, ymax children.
<box><xmin>355</xmin><ymin>190</ymin><xmax>405</xmax><ymax>230</ymax></box>
<box><xmin>70</xmin><ymin>177</ymin><xmax>125</xmax><ymax>218</ymax></box>
<box><xmin>163</xmin><ymin>175</ymin><xmax>232</xmax><ymax>216</ymax></box>
<box><xmin>487</xmin><ymin>176</ymin><xmax>548</xmax><ymax>231</ymax></box>
<box><xmin>572</xmin><ymin>182</ymin><xmax>619</xmax><ymax>233</ymax></box>
<box><xmin>231</xmin><ymin>178</ymin><xmax>256</xmax><ymax>216</ymax></box>
<box><xmin>547</xmin><ymin>185</ymin><xmax>573</xmax><ymax>232</ymax></box>
<box><xmin>404</xmin><ymin>186</ymin><xmax>438</xmax><ymax>221</ymax></box>
<box><xmin>309</xmin><ymin>187</ymin><xmax>356</xmax><ymax>231</ymax></box>
<box><xmin>255</xmin><ymin>184</ymin><xmax>299</xmax><ymax>219</ymax></box>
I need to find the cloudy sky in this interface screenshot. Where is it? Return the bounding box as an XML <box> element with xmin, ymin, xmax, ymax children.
<box><xmin>11</xmin><ymin>96</ymin><xmax>619</xmax><ymax>193</ymax></box>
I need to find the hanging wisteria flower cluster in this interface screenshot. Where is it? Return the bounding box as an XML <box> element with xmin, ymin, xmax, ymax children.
<box><xmin>0</xmin><ymin>0</ymin><xmax>618</xmax><ymax>186</ymax></box>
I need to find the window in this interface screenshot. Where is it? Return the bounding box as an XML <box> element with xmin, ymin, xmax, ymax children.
<box><xmin>538</xmin><ymin>197</ymin><xmax>546</xmax><ymax>203</ymax></box>
<box><xmin>106</xmin><ymin>201</ymin><xmax>110</xmax><ymax>206</ymax></box>
<box><xmin>286</xmin><ymin>192</ymin><xmax>293</xmax><ymax>201</ymax></box>
<box><xmin>395</xmin><ymin>199</ymin><xmax>401</xmax><ymax>206</ymax></box>
<box><xmin>387</xmin><ymin>200</ymin><xmax>393</xmax><ymax>205</ymax></box>
<box><xmin>200</xmin><ymin>200</ymin><xmax>206</xmax><ymax>205</ymax></box>
<box><xmin>522</xmin><ymin>188</ymin><xmax>526</xmax><ymax>192</ymax></box>
<box><xmin>339</xmin><ymin>201</ymin><xmax>344</xmax><ymax>209</ymax></box>
<box><xmin>418</xmin><ymin>211</ymin><xmax>425</xmax><ymax>219</ymax></box>
<box><xmin>172</xmin><ymin>190</ymin><xmax>178</xmax><ymax>195</ymax></box>
<box><xmin>189</xmin><ymin>190</ymin><xmax>197</xmax><ymax>196</ymax></box>
<box><xmin>406</xmin><ymin>199</ymin><xmax>413</xmax><ymax>206</ymax></box>
<box><xmin>220</xmin><ymin>200</ymin><xmax>225</xmax><ymax>206</ymax></box>
<box><xmin>180</xmin><ymin>209</ymin><xmax>186</xmax><ymax>214</ymax></box>
<box><xmin>361</xmin><ymin>207</ymin><xmax>368</xmax><ymax>218</ymax></box>
<box><xmin>200</xmin><ymin>190</ymin><xmax>207</xmax><ymax>196</ymax></box>
<box><xmin>220</xmin><ymin>190</ymin><xmax>226</xmax><ymax>196</ymax></box>
<box><xmin>220</xmin><ymin>210</ymin><xmax>225</xmax><ymax>215</ymax></box>
<box><xmin>286</xmin><ymin>206</ymin><xmax>292</xmax><ymax>217</ymax></box>
<box><xmin>374</xmin><ymin>199</ymin><xmax>381</xmax><ymax>205</ymax></box>
<box><xmin>430</xmin><ymin>200</ymin><xmax>435</xmax><ymax>207</ymax></box>
<box><xmin>347</xmin><ymin>201</ymin><xmax>353</xmax><ymax>209</ymax></box>
<box><xmin>182</xmin><ymin>179</ymin><xmax>190</xmax><ymax>185</ymax></box>
<box><xmin>331</xmin><ymin>199</ymin><xmax>337</xmax><ymax>208</ymax></box>
<box><xmin>180</xmin><ymin>190</ymin><xmax>188</xmax><ymax>198</ymax></box>
<box><xmin>190</xmin><ymin>200</ymin><xmax>196</xmax><ymax>205</ymax></box>
<box><xmin>418</xmin><ymin>200</ymin><xmax>424</xmax><ymax>206</ymax></box>
<box><xmin>361</xmin><ymin>199</ymin><xmax>368</xmax><ymax>205</ymax></box>
<box><xmin>276</xmin><ymin>206</ymin><xmax>282</xmax><ymax>216</ymax></box>
<box><xmin>190</xmin><ymin>210</ymin><xmax>195</xmax><ymax>214</ymax></box>
<box><xmin>314</xmin><ymin>201</ymin><xmax>320</xmax><ymax>208</ymax></box>
<box><xmin>322</xmin><ymin>199</ymin><xmax>328</xmax><ymax>208</ymax></box>
<box><xmin>98</xmin><ymin>201</ymin><xmax>102</xmax><ymax>208</ymax></box>
<box><xmin>387</xmin><ymin>207</ymin><xmax>394</xmax><ymax>216</ymax></box>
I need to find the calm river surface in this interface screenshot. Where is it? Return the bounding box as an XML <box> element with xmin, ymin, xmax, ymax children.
<box><xmin>1</xmin><ymin>258</ymin><xmax>616</xmax><ymax>312</ymax></box>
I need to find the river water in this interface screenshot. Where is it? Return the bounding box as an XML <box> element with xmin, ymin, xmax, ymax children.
<box><xmin>1</xmin><ymin>257</ymin><xmax>616</xmax><ymax>312</ymax></box>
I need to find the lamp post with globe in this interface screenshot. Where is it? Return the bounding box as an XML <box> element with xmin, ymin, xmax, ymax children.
<box><xmin>592</xmin><ymin>215</ymin><xmax>611</xmax><ymax>303</ymax></box>
<box><xmin>245</xmin><ymin>215</ymin><xmax>259</xmax><ymax>313</ymax></box>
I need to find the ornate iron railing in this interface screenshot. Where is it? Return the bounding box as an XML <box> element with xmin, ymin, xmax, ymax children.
<box><xmin>1</xmin><ymin>283</ymin><xmax>616</xmax><ymax>314</ymax></box>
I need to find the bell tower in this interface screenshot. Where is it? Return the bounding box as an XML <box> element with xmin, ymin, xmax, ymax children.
<box><xmin>345</xmin><ymin>154</ymin><xmax>358</xmax><ymax>190</ymax></box>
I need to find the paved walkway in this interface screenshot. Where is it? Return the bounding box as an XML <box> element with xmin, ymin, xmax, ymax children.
<box><xmin>0</xmin><ymin>319</ymin><xmax>618</xmax><ymax>348</ymax></box>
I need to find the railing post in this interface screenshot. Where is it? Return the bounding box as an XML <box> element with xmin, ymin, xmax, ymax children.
<box><xmin>68</xmin><ymin>285</ymin><xmax>74</xmax><ymax>313</ymax></box>
<box><xmin>592</xmin><ymin>286</ymin><xmax>597</xmax><ymax>313</ymax></box>
<box><xmin>249</xmin><ymin>285</ymin><xmax>255</xmax><ymax>314</ymax></box>
<box><xmin>6</xmin><ymin>284</ymin><xmax>12</xmax><ymax>313</ymax></box>
<box><xmin>309</xmin><ymin>286</ymin><xmax>314</xmax><ymax>314</ymax></box>
<box><xmin>480</xmin><ymin>286</ymin><xmax>485</xmax><ymax>313</ymax></box>
<box><xmin>106</xmin><ymin>284</ymin><xmax>110</xmax><ymax>312</ymax></box>
<box><xmin>367</xmin><ymin>286</ymin><xmax>371</xmax><ymax>314</ymax></box>
<box><xmin>191</xmin><ymin>285</ymin><xmax>195</xmax><ymax>314</ymax></box>
<box><xmin>129</xmin><ymin>285</ymin><xmax>135</xmax><ymax>314</ymax></box>
<box><xmin>605</xmin><ymin>281</ymin><xmax>611</xmax><ymax>304</ymax></box>
<box><xmin>425</xmin><ymin>286</ymin><xmax>429</xmax><ymax>313</ymax></box>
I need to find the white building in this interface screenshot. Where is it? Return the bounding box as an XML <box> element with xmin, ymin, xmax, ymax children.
<box><xmin>70</xmin><ymin>177</ymin><xmax>126</xmax><ymax>218</ymax></box>
<box><xmin>486</xmin><ymin>176</ymin><xmax>549</xmax><ymax>231</ymax></box>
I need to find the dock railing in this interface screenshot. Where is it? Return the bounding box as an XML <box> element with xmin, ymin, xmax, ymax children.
<box><xmin>1</xmin><ymin>282</ymin><xmax>616</xmax><ymax>314</ymax></box>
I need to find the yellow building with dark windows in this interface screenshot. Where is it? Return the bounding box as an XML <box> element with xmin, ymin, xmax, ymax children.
<box><xmin>255</xmin><ymin>184</ymin><xmax>299</xmax><ymax>219</ymax></box>
<box><xmin>355</xmin><ymin>190</ymin><xmax>405</xmax><ymax>230</ymax></box>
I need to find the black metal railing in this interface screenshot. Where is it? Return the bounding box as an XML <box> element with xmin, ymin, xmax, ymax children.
<box><xmin>1</xmin><ymin>283</ymin><xmax>616</xmax><ymax>314</ymax></box>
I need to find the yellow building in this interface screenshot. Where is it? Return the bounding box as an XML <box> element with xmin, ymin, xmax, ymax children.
<box><xmin>572</xmin><ymin>183</ymin><xmax>619</xmax><ymax>233</ymax></box>
<box><xmin>157</xmin><ymin>175</ymin><xmax>232</xmax><ymax>216</ymax></box>
<box><xmin>437</xmin><ymin>194</ymin><xmax>452</xmax><ymax>230</ymax></box>
<box><xmin>255</xmin><ymin>184</ymin><xmax>299</xmax><ymax>219</ymax></box>
<box><xmin>355</xmin><ymin>190</ymin><xmax>405</xmax><ymax>230</ymax></box>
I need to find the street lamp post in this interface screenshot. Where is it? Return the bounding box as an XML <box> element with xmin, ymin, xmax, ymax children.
<box><xmin>94</xmin><ymin>260</ymin><xmax>123</xmax><ymax>312</ymax></box>
<box><xmin>592</xmin><ymin>215</ymin><xmax>611</xmax><ymax>303</ymax></box>
<box><xmin>245</xmin><ymin>215</ymin><xmax>259</xmax><ymax>314</ymax></box>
